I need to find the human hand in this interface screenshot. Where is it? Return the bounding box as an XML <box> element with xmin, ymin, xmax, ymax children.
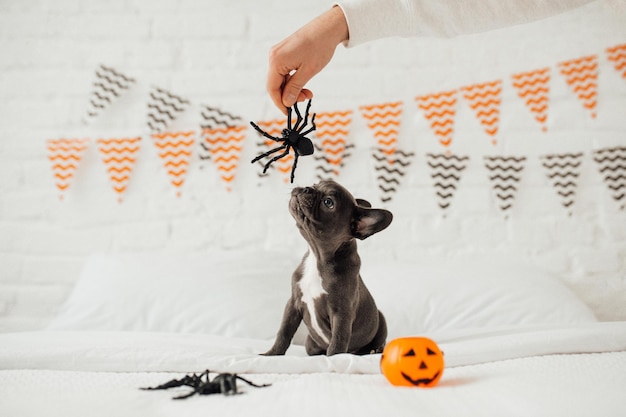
<box><xmin>267</xmin><ymin>6</ymin><xmax>349</xmax><ymax>114</ymax></box>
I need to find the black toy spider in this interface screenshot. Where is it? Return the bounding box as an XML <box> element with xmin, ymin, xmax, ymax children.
<box><xmin>250</xmin><ymin>99</ymin><xmax>317</xmax><ymax>183</ymax></box>
<box><xmin>141</xmin><ymin>369</ymin><xmax>270</xmax><ymax>400</ymax></box>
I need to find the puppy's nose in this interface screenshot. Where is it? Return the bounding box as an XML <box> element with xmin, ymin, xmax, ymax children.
<box><xmin>303</xmin><ymin>187</ymin><xmax>314</xmax><ymax>194</ymax></box>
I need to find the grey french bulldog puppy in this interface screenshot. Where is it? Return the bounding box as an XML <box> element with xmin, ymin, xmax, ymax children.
<box><xmin>263</xmin><ymin>180</ymin><xmax>393</xmax><ymax>356</ymax></box>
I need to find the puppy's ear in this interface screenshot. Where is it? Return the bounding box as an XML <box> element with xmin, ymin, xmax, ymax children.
<box><xmin>356</xmin><ymin>198</ymin><xmax>372</xmax><ymax>208</ymax></box>
<box><xmin>352</xmin><ymin>207</ymin><xmax>393</xmax><ymax>240</ymax></box>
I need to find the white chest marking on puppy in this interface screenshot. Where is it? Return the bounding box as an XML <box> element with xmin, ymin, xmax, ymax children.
<box><xmin>299</xmin><ymin>249</ymin><xmax>329</xmax><ymax>344</ymax></box>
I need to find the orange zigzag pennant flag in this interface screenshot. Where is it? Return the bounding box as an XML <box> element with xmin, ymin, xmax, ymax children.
<box><xmin>46</xmin><ymin>138</ymin><xmax>89</xmax><ymax>200</ymax></box>
<box><xmin>202</xmin><ymin>126</ymin><xmax>246</xmax><ymax>191</ymax></box>
<box><xmin>96</xmin><ymin>137</ymin><xmax>141</xmax><ymax>202</ymax></box>
<box><xmin>359</xmin><ymin>101</ymin><xmax>403</xmax><ymax>161</ymax></box>
<box><xmin>151</xmin><ymin>131</ymin><xmax>195</xmax><ymax>197</ymax></box>
<box><xmin>314</xmin><ymin>110</ymin><xmax>353</xmax><ymax>175</ymax></box>
<box><xmin>557</xmin><ymin>54</ymin><xmax>598</xmax><ymax>119</ymax></box>
<box><xmin>253</xmin><ymin>117</ymin><xmax>292</xmax><ymax>183</ymax></box>
<box><xmin>460</xmin><ymin>80</ymin><xmax>502</xmax><ymax>145</ymax></box>
<box><xmin>606</xmin><ymin>43</ymin><xmax>626</xmax><ymax>80</ymax></box>
<box><xmin>511</xmin><ymin>67</ymin><xmax>550</xmax><ymax>132</ymax></box>
<box><xmin>415</xmin><ymin>90</ymin><xmax>457</xmax><ymax>149</ymax></box>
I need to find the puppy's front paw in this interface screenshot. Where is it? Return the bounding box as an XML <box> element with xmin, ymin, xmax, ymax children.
<box><xmin>260</xmin><ymin>348</ymin><xmax>286</xmax><ymax>356</ymax></box>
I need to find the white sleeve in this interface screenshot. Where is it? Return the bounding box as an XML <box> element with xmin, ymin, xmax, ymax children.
<box><xmin>335</xmin><ymin>0</ymin><xmax>596</xmax><ymax>47</ymax></box>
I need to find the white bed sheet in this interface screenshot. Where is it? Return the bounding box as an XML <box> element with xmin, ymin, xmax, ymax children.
<box><xmin>2</xmin><ymin>322</ymin><xmax>625</xmax><ymax>373</ymax></box>
<box><xmin>1</xmin><ymin>322</ymin><xmax>626</xmax><ymax>417</ymax></box>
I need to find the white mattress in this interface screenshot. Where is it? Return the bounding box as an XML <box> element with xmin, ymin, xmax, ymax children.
<box><xmin>1</xmin><ymin>322</ymin><xmax>626</xmax><ymax>417</ymax></box>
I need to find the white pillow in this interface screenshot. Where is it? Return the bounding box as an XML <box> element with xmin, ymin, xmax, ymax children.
<box><xmin>48</xmin><ymin>251</ymin><xmax>597</xmax><ymax>344</ymax></box>
<box><xmin>362</xmin><ymin>258</ymin><xmax>597</xmax><ymax>340</ymax></box>
<box><xmin>47</xmin><ymin>250</ymin><xmax>304</xmax><ymax>341</ymax></box>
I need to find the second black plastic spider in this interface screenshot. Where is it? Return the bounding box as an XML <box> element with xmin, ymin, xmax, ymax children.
<box><xmin>250</xmin><ymin>99</ymin><xmax>316</xmax><ymax>183</ymax></box>
<box><xmin>141</xmin><ymin>370</ymin><xmax>270</xmax><ymax>400</ymax></box>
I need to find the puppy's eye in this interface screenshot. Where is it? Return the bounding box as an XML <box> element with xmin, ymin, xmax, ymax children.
<box><xmin>323</xmin><ymin>198</ymin><xmax>334</xmax><ymax>209</ymax></box>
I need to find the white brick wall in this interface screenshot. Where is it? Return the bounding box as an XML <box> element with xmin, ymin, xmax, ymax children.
<box><xmin>0</xmin><ymin>0</ymin><xmax>625</xmax><ymax>331</ymax></box>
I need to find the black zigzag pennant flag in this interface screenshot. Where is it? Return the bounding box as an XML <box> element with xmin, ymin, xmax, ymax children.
<box><xmin>313</xmin><ymin>143</ymin><xmax>333</xmax><ymax>181</ymax></box>
<box><xmin>83</xmin><ymin>64</ymin><xmax>136</xmax><ymax>124</ymax></box>
<box><xmin>313</xmin><ymin>142</ymin><xmax>355</xmax><ymax>181</ymax></box>
<box><xmin>592</xmin><ymin>145</ymin><xmax>626</xmax><ymax>210</ymax></box>
<box><xmin>540</xmin><ymin>152</ymin><xmax>584</xmax><ymax>215</ymax></box>
<box><xmin>484</xmin><ymin>155</ymin><xmax>527</xmax><ymax>216</ymax></box>
<box><xmin>373</xmin><ymin>148</ymin><xmax>415</xmax><ymax>204</ymax></box>
<box><xmin>199</xmin><ymin>105</ymin><xmax>244</xmax><ymax>163</ymax></box>
<box><xmin>426</xmin><ymin>153</ymin><xmax>469</xmax><ymax>213</ymax></box>
<box><xmin>146</xmin><ymin>86</ymin><xmax>191</xmax><ymax>134</ymax></box>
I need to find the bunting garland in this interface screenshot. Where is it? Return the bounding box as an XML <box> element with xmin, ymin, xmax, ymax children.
<box><xmin>202</xmin><ymin>126</ymin><xmax>246</xmax><ymax>191</ymax></box>
<box><xmin>151</xmin><ymin>131</ymin><xmax>195</xmax><ymax>197</ymax></box>
<box><xmin>47</xmin><ymin>44</ymin><xmax>626</xmax><ymax>211</ymax></box>
<box><xmin>540</xmin><ymin>152</ymin><xmax>584</xmax><ymax>214</ymax></box>
<box><xmin>359</xmin><ymin>102</ymin><xmax>403</xmax><ymax>161</ymax></box>
<box><xmin>426</xmin><ymin>153</ymin><xmax>469</xmax><ymax>212</ymax></box>
<box><xmin>83</xmin><ymin>65</ymin><xmax>136</xmax><ymax>124</ymax></box>
<box><xmin>557</xmin><ymin>55</ymin><xmax>599</xmax><ymax>119</ymax></box>
<box><xmin>313</xmin><ymin>110</ymin><xmax>354</xmax><ymax>178</ymax></box>
<box><xmin>511</xmin><ymin>68</ymin><xmax>551</xmax><ymax>132</ymax></box>
<box><xmin>146</xmin><ymin>87</ymin><xmax>191</xmax><ymax>134</ymax></box>
<box><xmin>373</xmin><ymin>148</ymin><xmax>415</xmax><ymax>203</ymax></box>
<box><xmin>592</xmin><ymin>146</ymin><xmax>626</xmax><ymax>210</ymax></box>
<box><xmin>416</xmin><ymin>90</ymin><xmax>457</xmax><ymax>149</ymax></box>
<box><xmin>96</xmin><ymin>137</ymin><xmax>141</xmax><ymax>202</ymax></box>
<box><xmin>606</xmin><ymin>43</ymin><xmax>626</xmax><ymax>80</ymax></box>
<box><xmin>484</xmin><ymin>156</ymin><xmax>527</xmax><ymax>215</ymax></box>
<box><xmin>46</xmin><ymin>138</ymin><xmax>90</xmax><ymax>200</ymax></box>
<box><xmin>460</xmin><ymin>80</ymin><xmax>502</xmax><ymax>145</ymax></box>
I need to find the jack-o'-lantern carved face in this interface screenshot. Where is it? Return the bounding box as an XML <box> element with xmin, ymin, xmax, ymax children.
<box><xmin>380</xmin><ymin>337</ymin><xmax>444</xmax><ymax>387</ymax></box>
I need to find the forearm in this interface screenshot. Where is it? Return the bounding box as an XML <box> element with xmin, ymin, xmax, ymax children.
<box><xmin>336</xmin><ymin>0</ymin><xmax>596</xmax><ymax>47</ymax></box>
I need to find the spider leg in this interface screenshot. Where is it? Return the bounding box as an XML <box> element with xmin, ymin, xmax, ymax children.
<box><xmin>262</xmin><ymin>146</ymin><xmax>291</xmax><ymax>173</ymax></box>
<box><xmin>250</xmin><ymin>121</ymin><xmax>282</xmax><ymax>143</ymax></box>
<box><xmin>251</xmin><ymin>143</ymin><xmax>288</xmax><ymax>164</ymax></box>
<box><xmin>235</xmin><ymin>375</ymin><xmax>272</xmax><ymax>388</ymax></box>
<box><xmin>286</xmin><ymin>106</ymin><xmax>292</xmax><ymax>130</ymax></box>
<box><xmin>300</xmin><ymin>112</ymin><xmax>317</xmax><ymax>136</ymax></box>
<box><xmin>173</xmin><ymin>390</ymin><xmax>198</xmax><ymax>400</ymax></box>
<box><xmin>292</xmin><ymin>101</ymin><xmax>304</xmax><ymax>131</ymax></box>
<box><xmin>296</xmin><ymin>99</ymin><xmax>313</xmax><ymax>133</ymax></box>
<box><xmin>289</xmin><ymin>153</ymin><xmax>299</xmax><ymax>183</ymax></box>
